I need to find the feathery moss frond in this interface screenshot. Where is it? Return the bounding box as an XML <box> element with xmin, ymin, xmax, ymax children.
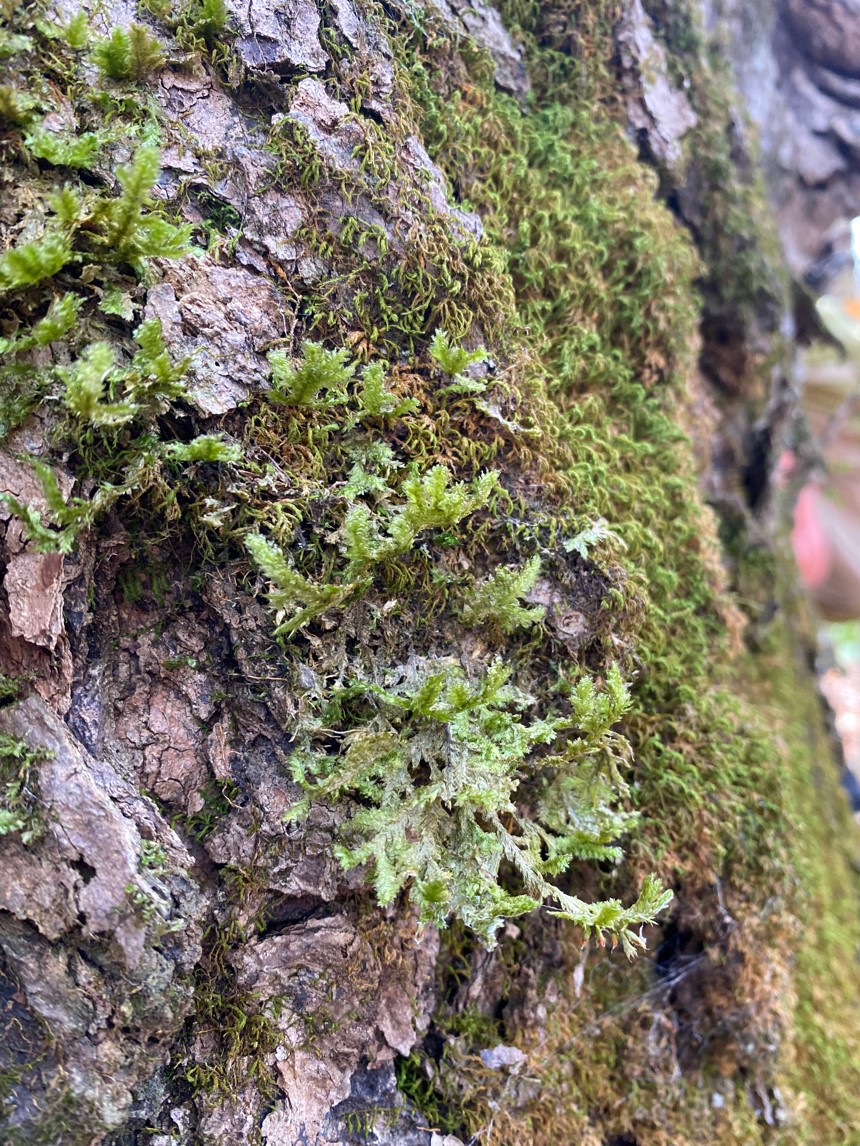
<box><xmin>0</xmin><ymin>233</ymin><xmax>72</xmax><ymax>290</ymax></box>
<box><xmin>429</xmin><ymin>328</ymin><xmax>488</xmax><ymax>375</ymax></box>
<box><xmin>461</xmin><ymin>555</ymin><xmax>546</xmax><ymax>633</ymax></box>
<box><xmin>92</xmin><ymin>25</ymin><xmax>164</xmax><ymax>83</ymax></box>
<box><xmin>288</xmin><ymin>659</ymin><xmax>669</xmax><ymax>950</ymax></box>
<box><xmin>267</xmin><ymin>340</ymin><xmax>356</xmax><ymax>407</ymax></box>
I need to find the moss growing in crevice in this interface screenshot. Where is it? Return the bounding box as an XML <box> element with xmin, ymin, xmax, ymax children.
<box><xmin>0</xmin><ymin>732</ymin><xmax>49</xmax><ymax>842</ymax></box>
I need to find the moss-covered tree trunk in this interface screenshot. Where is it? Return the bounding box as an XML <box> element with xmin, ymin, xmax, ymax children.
<box><xmin>1</xmin><ymin>0</ymin><xmax>858</xmax><ymax>1143</ymax></box>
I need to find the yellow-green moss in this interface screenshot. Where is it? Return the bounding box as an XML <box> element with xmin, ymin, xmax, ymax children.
<box><xmin>761</xmin><ymin>600</ymin><xmax>860</xmax><ymax>1143</ymax></box>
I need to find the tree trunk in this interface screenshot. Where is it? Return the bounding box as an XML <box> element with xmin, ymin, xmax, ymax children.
<box><xmin>0</xmin><ymin>1</ymin><xmax>858</xmax><ymax>1143</ymax></box>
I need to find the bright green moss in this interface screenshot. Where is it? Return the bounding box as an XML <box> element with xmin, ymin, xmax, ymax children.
<box><xmin>0</xmin><ymin>732</ymin><xmax>49</xmax><ymax>843</ymax></box>
<box><xmin>460</xmin><ymin>555</ymin><xmax>546</xmax><ymax>633</ymax></box>
<box><xmin>177</xmin><ymin>0</ymin><xmax>232</xmax><ymax>53</ymax></box>
<box><xmin>391</xmin><ymin>2</ymin><xmax>742</xmax><ymax>727</ymax></box>
<box><xmin>369</xmin><ymin>3</ymin><xmax>856</xmax><ymax>1140</ymax></box>
<box><xmin>284</xmin><ymin>658</ymin><xmax>669</xmax><ymax>948</ymax></box>
<box><xmin>91</xmin><ymin>24</ymin><xmax>164</xmax><ymax>84</ymax></box>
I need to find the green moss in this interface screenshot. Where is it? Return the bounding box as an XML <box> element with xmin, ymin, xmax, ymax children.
<box><xmin>284</xmin><ymin>659</ymin><xmax>669</xmax><ymax>947</ymax></box>
<box><xmin>183</xmin><ymin>923</ymin><xmax>282</xmax><ymax>1101</ymax></box>
<box><xmin>460</xmin><ymin>555</ymin><xmax>546</xmax><ymax>633</ymax></box>
<box><xmin>394</xmin><ymin>1050</ymin><xmax>466</xmax><ymax>1137</ymax></box>
<box><xmin>368</xmin><ymin>4</ymin><xmax>854</xmax><ymax>1140</ymax></box>
<box><xmin>91</xmin><ymin>25</ymin><xmax>165</xmax><ymax>84</ymax></box>
<box><xmin>759</xmin><ymin>606</ymin><xmax>860</xmax><ymax>1143</ymax></box>
<box><xmin>176</xmin><ymin>0</ymin><xmax>231</xmax><ymax>53</ymax></box>
<box><xmin>0</xmin><ymin>732</ymin><xmax>49</xmax><ymax>844</ymax></box>
<box><xmin>0</xmin><ymin>1093</ymin><xmax>82</xmax><ymax>1146</ymax></box>
<box><xmin>177</xmin><ymin>778</ymin><xmax>241</xmax><ymax>844</ymax></box>
<box><xmin>0</xmin><ymin>673</ymin><xmax>23</xmax><ymax>705</ymax></box>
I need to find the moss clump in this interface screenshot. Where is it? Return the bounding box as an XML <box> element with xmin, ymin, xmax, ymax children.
<box><xmin>285</xmin><ymin>659</ymin><xmax>669</xmax><ymax>947</ymax></box>
<box><xmin>91</xmin><ymin>24</ymin><xmax>165</xmax><ymax>83</ymax></box>
<box><xmin>460</xmin><ymin>555</ymin><xmax>546</xmax><ymax>633</ymax></box>
<box><xmin>238</xmin><ymin>330</ymin><xmax>669</xmax><ymax>946</ymax></box>
<box><xmin>0</xmin><ymin>732</ymin><xmax>49</xmax><ymax>843</ymax></box>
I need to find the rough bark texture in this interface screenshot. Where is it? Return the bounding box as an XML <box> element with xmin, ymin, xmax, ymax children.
<box><xmin>1</xmin><ymin>1</ymin><xmax>859</xmax><ymax>1144</ymax></box>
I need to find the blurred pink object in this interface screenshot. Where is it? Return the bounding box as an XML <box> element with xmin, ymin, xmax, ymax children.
<box><xmin>788</xmin><ymin>292</ymin><xmax>860</xmax><ymax>619</ymax></box>
<box><xmin>792</xmin><ymin>484</ymin><xmax>832</xmax><ymax>588</ymax></box>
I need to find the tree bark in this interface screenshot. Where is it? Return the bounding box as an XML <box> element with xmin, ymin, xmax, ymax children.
<box><xmin>0</xmin><ymin>1</ymin><xmax>858</xmax><ymax>1144</ymax></box>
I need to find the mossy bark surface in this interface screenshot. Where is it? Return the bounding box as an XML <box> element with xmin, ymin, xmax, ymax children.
<box><xmin>0</xmin><ymin>1</ymin><xmax>858</xmax><ymax>1143</ymax></box>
